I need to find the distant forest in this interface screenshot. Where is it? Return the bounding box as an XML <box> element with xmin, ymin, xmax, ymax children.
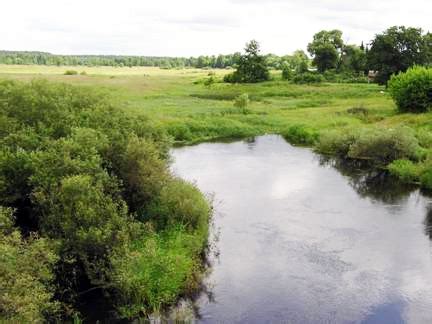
<box><xmin>0</xmin><ymin>50</ymin><xmax>298</xmax><ymax>69</ymax></box>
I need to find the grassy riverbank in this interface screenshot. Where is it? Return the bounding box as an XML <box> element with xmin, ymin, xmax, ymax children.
<box><xmin>2</xmin><ymin>65</ymin><xmax>431</xmax><ymax>190</ymax></box>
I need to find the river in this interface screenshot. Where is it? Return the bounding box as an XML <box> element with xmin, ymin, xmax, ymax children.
<box><xmin>170</xmin><ymin>135</ymin><xmax>432</xmax><ymax>323</ymax></box>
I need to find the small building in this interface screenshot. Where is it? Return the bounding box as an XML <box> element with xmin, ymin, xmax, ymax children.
<box><xmin>368</xmin><ymin>70</ymin><xmax>378</xmax><ymax>83</ymax></box>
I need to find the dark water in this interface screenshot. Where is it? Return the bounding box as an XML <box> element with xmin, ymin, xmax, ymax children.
<box><xmin>171</xmin><ymin>135</ymin><xmax>432</xmax><ymax>324</ymax></box>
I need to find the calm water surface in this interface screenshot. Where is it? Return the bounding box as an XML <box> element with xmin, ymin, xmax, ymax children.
<box><xmin>171</xmin><ymin>135</ymin><xmax>432</xmax><ymax>324</ymax></box>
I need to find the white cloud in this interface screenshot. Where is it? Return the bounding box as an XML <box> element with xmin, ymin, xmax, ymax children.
<box><xmin>0</xmin><ymin>0</ymin><xmax>431</xmax><ymax>56</ymax></box>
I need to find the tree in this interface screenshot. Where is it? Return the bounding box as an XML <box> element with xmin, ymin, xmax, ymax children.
<box><xmin>225</xmin><ymin>40</ymin><xmax>270</xmax><ymax>83</ymax></box>
<box><xmin>367</xmin><ymin>26</ymin><xmax>431</xmax><ymax>84</ymax></box>
<box><xmin>291</xmin><ymin>50</ymin><xmax>309</xmax><ymax>73</ymax></box>
<box><xmin>340</xmin><ymin>45</ymin><xmax>367</xmax><ymax>74</ymax></box>
<box><xmin>307</xmin><ymin>30</ymin><xmax>344</xmax><ymax>72</ymax></box>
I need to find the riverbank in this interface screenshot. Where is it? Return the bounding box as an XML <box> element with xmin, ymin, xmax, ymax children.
<box><xmin>3</xmin><ymin>65</ymin><xmax>429</xmax><ymax>189</ymax></box>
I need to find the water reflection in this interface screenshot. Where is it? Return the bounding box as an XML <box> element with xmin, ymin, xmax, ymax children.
<box><xmin>318</xmin><ymin>157</ymin><xmax>416</xmax><ymax>205</ymax></box>
<box><xmin>169</xmin><ymin>135</ymin><xmax>432</xmax><ymax>323</ymax></box>
<box><xmin>423</xmin><ymin>205</ymin><xmax>432</xmax><ymax>240</ymax></box>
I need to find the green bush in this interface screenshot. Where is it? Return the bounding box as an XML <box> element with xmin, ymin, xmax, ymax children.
<box><xmin>0</xmin><ymin>207</ymin><xmax>60</xmax><ymax>322</ymax></box>
<box><xmin>388</xmin><ymin>66</ymin><xmax>432</xmax><ymax>113</ymax></box>
<box><xmin>111</xmin><ymin>226</ymin><xmax>204</xmax><ymax>317</ymax></box>
<box><xmin>145</xmin><ymin>178</ymin><xmax>210</xmax><ymax>236</ymax></box>
<box><xmin>348</xmin><ymin>127</ymin><xmax>419</xmax><ymax>164</ymax></box>
<box><xmin>292</xmin><ymin>72</ymin><xmax>325</xmax><ymax>84</ymax></box>
<box><xmin>282</xmin><ymin>125</ymin><xmax>319</xmax><ymax>145</ymax></box>
<box><xmin>316</xmin><ymin>129</ymin><xmax>359</xmax><ymax>157</ymax></box>
<box><xmin>281</xmin><ymin>66</ymin><xmax>293</xmax><ymax>81</ymax></box>
<box><xmin>420</xmin><ymin>169</ymin><xmax>432</xmax><ymax>189</ymax></box>
<box><xmin>388</xmin><ymin>159</ymin><xmax>420</xmax><ymax>183</ymax></box>
<box><xmin>0</xmin><ymin>79</ymin><xmax>209</xmax><ymax>319</ymax></box>
<box><xmin>316</xmin><ymin>127</ymin><xmax>419</xmax><ymax>165</ymax></box>
<box><xmin>64</xmin><ymin>70</ymin><xmax>78</xmax><ymax>75</ymax></box>
<box><xmin>233</xmin><ymin>93</ymin><xmax>250</xmax><ymax>110</ymax></box>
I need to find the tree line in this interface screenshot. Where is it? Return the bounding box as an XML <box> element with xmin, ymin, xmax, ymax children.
<box><xmin>0</xmin><ymin>50</ymin><xmax>310</xmax><ymax>70</ymax></box>
<box><xmin>1</xmin><ymin>25</ymin><xmax>430</xmax><ymax>84</ymax></box>
<box><xmin>225</xmin><ymin>26</ymin><xmax>432</xmax><ymax>84</ymax></box>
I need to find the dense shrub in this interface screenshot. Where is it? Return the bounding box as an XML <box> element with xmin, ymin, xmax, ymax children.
<box><xmin>282</xmin><ymin>124</ymin><xmax>319</xmax><ymax>145</ymax></box>
<box><xmin>316</xmin><ymin>127</ymin><xmax>419</xmax><ymax>165</ymax></box>
<box><xmin>388</xmin><ymin>159</ymin><xmax>420</xmax><ymax>183</ymax></box>
<box><xmin>233</xmin><ymin>93</ymin><xmax>250</xmax><ymax>111</ymax></box>
<box><xmin>111</xmin><ymin>227</ymin><xmax>203</xmax><ymax>317</ymax></box>
<box><xmin>323</xmin><ymin>70</ymin><xmax>368</xmax><ymax>83</ymax></box>
<box><xmin>64</xmin><ymin>70</ymin><xmax>78</xmax><ymax>75</ymax></box>
<box><xmin>348</xmin><ymin>128</ymin><xmax>419</xmax><ymax>164</ymax></box>
<box><xmin>281</xmin><ymin>66</ymin><xmax>294</xmax><ymax>81</ymax></box>
<box><xmin>145</xmin><ymin>178</ymin><xmax>210</xmax><ymax>235</ymax></box>
<box><xmin>292</xmin><ymin>72</ymin><xmax>325</xmax><ymax>84</ymax></box>
<box><xmin>316</xmin><ymin>129</ymin><xmax>359</xmax><ymax>157</ymax></box>
<box><xmin>0</xmin><ymin>207</ymin><xmax>60</xmax><ymax>322</ymax></box>
<box><xmin>388</xmin><ymin>66</ymin><xmax>432</xmax><ymax>113</ymax></box>
<box><xmin>0</xmin><ymin>80</ymin><xmax>210</xmax><ymax>320</ymax></box>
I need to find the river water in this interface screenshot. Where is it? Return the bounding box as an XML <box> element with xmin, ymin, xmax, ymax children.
<box><xmin>170</xmin><ymin>135</ymin><xmax>432</xmax><ymax>323</ymax></box>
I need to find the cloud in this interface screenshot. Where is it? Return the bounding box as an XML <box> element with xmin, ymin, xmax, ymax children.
<box><xmin>0</xmin><ymin>0</ymin><xmax>431</xmax><ymax>56</ymax></box>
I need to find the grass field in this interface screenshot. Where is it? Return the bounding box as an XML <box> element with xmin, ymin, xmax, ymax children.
<box><xmin>0</xmin><ymin>65</ymin><xmax>411</xmax><ymax>141</ymax></box>
<box><xmin>2</xmin><ymin>65</ymin><xmax>432</xmax><ymax>185</ymax></box>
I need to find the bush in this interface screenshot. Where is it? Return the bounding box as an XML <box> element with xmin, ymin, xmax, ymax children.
<box><xmin>316</xmin><ymin>129</ymin><xmax>359</xmax><ymax>157</ymax></box>
<box><xmin>388</xmin><ymin>159</ymin><xmax>420</xmax><ymax>183</ymax></box>
<box><xmin>292</xmin><ymin>72</ymin><xmax>325</xmax><ymax>84</ymax></box>
<box><xmin>348</xmin><ymin>127</ymin><xmax>419</xmax><ymax>164</ymax></box>
<box><xmin>282</xmin><ymin>124</ymin><xmax>319</xmax><ymax>145</ymax></box>
<box><xmin>0</xmin><ymin>80</ymin><xmax>209</xmax><ymax>319</ymax></box>
<box><xmin>111</xmin><ymin>227</ymin><xmax>203</xmax><ymax>317</ymax></box>
<box><xmin>145</xmin><ymin>178</ymin><xmax>210</xmax><ymax>235</ymax></box>
<box><xmin>233</xmin><ymin>93</ymin><xmax>250</xmax><ymax>110</ymax></box>
<box><xmin>223</xmin><ymin>72</ymin><xmax>239</xmax><ymax>83</ymax></box>
<box><xmin>316</xmin><ymin>127</ymin><xmax>419</xmax><ymax>165</ymax></box>
<box><xmin>420</xmin><ymin>169</ymin><xmax>432</xmax><ymax>189</ymax></box>
<box><xmin>281</xmin><ymin>66</ymin><xmax>293</xmax><ymax>81</ymax></box>
<box><xmin>0</xmin><ymin>207</ymin><xmax>60</xmax><ymax>322</ymax></box>
<box><xmin>64</xmin><ymin>70</ymin><xmax>78</xmax><ymax>75</ymax></box>
<box><xmin>388</xmin><ymin>66</ymin><xmax>432</xmax><ymax>113</ymax></box>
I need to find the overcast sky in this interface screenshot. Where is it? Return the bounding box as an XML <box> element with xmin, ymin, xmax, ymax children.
<box><xmin>1</xmin><ymin>0</ymin><xmax>431</xmax><ymax>57</ymax></box>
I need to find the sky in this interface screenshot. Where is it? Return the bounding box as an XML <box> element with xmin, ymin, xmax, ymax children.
<box><xmin>1</xmin><ymin>0</ymin><xmax>431</xmax><ymax>57</ymax></box>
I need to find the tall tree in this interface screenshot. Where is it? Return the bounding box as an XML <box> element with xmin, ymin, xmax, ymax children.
<box><xmin>340</xmin><ymin>45</ymin><xmax>367</xmax><ymax>74</ymax></box>
<box><xmin>307</xmin><ymin>30</ymin><xmax>344</xmax><ymax>72</ymax></box>
<box><xmin>367</xmin><ymin>26</ymin><xmax>431</xmax><ymax>84</ymax></box>
<box><xmin>226</xmin><ymin>40</ymin><xmax>270</xmax><ymax>83</ymax></box>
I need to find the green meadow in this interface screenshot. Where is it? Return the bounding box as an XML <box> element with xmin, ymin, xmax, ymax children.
<box><xmin>2</xmin><ymin>64</ymin><xmax>431</xmax><ymax>143</ymax></box>
<box><xmin>3</xmin><ymin>64</ymin><xmax>432</xmax><ymax>190</ymax></box>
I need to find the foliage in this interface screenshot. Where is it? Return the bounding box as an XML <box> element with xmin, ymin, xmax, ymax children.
<box><xmin>317</xmin><ymin>127</ymin><xmax>419</xmax><ymax>165</ymax></box>
<box><xmin>233</xmin><ymin>93</ymin><xmax>250</xmax><ymax>110</ymax></box>
<box><xmin>282</xmin><ymin>125</ymin><xmax>319</xmax><ymax>145</ymax></box>
<box><xmin>0</xmin><ymin>79</ymin><xmax>210</xmax><ymax>319</ymax></box>
<box><xmin>111</xmin><ymin>226</ymin><xmax>204</xmax><ymax>317</ymax></box>
<box><xmin>388</xmin><ymin>159</ymin><xmax>420</xmax><ymax>183</ymax></box>
<box><xmin>307</xmin><ymin>30</ymin><xmax>344</xmax><ymax>72</ymax></box>
<box><xmin>224</xmin><ymin>40</ymin><xmax>270</xmax><ymax>83</ymax></box>
<box><xmin>64</xmin><ymin>70</ymin><xmax>78</xmax><ymax>75</ymax></box>
<box><xmin>292</xmin><ymin>72</ymin><xmax>325</xmax><ymax>84</ymax></box>
<box><xmin>281</xmin><ymin>64</ymin><xmax>294</xmax><ymax>81</ymax></box>
<box><xmin>388</xmin><ymin>66</ymin><xmax>432</xmax><ymax>113</ymax></box>
<box><xmin>0</xmin><ymin>207</ymin><xmax>60</xmax><ymax>322</ymax></box>
<box><xmin>367</xmin><ymin>26</ymin><xmax>431</xmax><ymax>84</ymax></box>
<box><xmin>145</xmin><ymin>178</ymin><xmax>210</xmax><ymax>236</ymax></box>
<box><xmin>340</xmin><ymin>45</ymin><xmax>367</xmax><ymax>74</ymax></box>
